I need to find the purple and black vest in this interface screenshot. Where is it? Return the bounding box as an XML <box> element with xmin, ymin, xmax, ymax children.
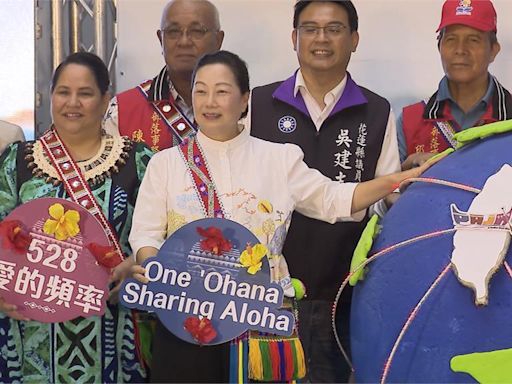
<box><xmin>250</xmin><ymin>73</ymin><xmax>390</xmax><ymax>302</ymax></box>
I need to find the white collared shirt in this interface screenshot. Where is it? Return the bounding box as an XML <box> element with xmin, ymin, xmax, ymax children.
<box><xmin>130</xmin><ymin>128</ymin><xmax>359</xmax><ymax>257</ymax></box>
<box><xmin>130</xmin><ymin>128</ymin><xmax>359</xmax><ymax>295</ymax></box>
<box><xmin>294</xmin><ymin>70</ymin><xmax>347</xmax><ymax>131</ymax></box>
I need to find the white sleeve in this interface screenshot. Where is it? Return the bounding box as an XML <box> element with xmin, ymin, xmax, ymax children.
<box><xmin>103</xmin><ymin>96</ymin><xmax>121</xmax><ymax>136</ymax></box>
<box><xmin>285</xmin><ymin>144</ymin><xmax>357</xmax><ymax>223</ymax></box>
<box><xmin>129</xmin><ymin>151</ymin><xmax>169</xmax><ymax>257</ymax></box>
<box><xmin>368</xmin><ymin>109</ymin><xmax>401</xmax><ymax>218</ymax></box>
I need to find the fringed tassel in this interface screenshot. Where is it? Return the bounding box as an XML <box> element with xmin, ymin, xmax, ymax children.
<box><xmin>229</xmin><ymin>339</ymin><xmax>238</xmax><ymax>383</ymax></box>
<box><xmin>242</xmin><ymin>337</ymin><xmax>249</xmax><ymax>382</ymax></box>
<box><xmin>229</xmin><ymin>336</ymin><xmax>248</xmax><ymax>383</ymax></box>
<box><xmin>269</xmin><ymin>341</ymin><xmax>281</xmax><ymax>380</ymax></box>
<box><xmin>260</xmin><ymin>340</ymin><xmax>273</xmax><ymax>382</ymax></box>
<box><xmin>283</xmin><ymin>340</ymin><xmax>294</xmax><ymax>381</ymax></box>
<box><xmin>277</xmin><ymin>342</ymin><xmax>285</xmax><ymax>381</ymax></box>
<box><xmin>277</xmin><ymin>341</ymin><xmax>286</xmax><ymax>381</ymax></box>
<box><xmin>248</xmin><ymin>336</ymin><xmax>306</xmax><ymax>382</ymax></box>
<box><xmin>293</xmin><ymin>338</ymin><xmax>306</xmax><ymax>379</ymax></box>
<box><xmin>248</xmin><ymin>337</ymin><xmax>263</xmax><ymax>380</ymax></box>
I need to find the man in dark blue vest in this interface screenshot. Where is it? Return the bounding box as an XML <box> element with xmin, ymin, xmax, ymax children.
<box><xmin>249</xmin><ymin>1</ymin><xmax>400</xmax><ymax>381</ymax></box>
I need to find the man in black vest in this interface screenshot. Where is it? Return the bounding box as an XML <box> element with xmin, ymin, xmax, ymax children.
<box><xmin>249</xmin><ymin>1</ymin><xmax>400</xmax><ymax>381</ymax></box>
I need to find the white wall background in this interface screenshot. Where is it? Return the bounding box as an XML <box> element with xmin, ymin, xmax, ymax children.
<box><xmin>116</xmin><ymin>0</ymin><xmax>512</xmax><ymax>115</ymax></box>
<box><xmin>0</xmin><ymin>0</ymin><xmax>34</xmax><ymax>139</ymax></box>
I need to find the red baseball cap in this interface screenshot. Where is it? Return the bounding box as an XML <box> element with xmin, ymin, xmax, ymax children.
<box><xmin>437</xmin><ymin>0</ymin><xmax>497</xmax><ymax>32</ymax></box>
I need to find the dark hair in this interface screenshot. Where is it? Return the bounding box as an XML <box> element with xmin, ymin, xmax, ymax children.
<box><xmin>192</xmin><ymin>50</ymin><xmax>250</xmax><ymax>117</ymax></box>
<box><xmin>51</xmin><ymin>52</ymin><xmax>110</xmax><ymax>95</ymax></box>
<box><xmin>437</xmin><ymin>28</ymin><xmax>498</xmax><ymax>48</ymax></box>
<box><xmin>293</xmin><ymin>0</ymin><xmax>358</xmax><ymax>32</ymax></box>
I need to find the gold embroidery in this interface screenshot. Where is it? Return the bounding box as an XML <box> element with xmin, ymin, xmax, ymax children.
<box><xmin>430</xmin><ymin>127</ymin><xmax>440</xmax><ymax>154</ymax></box>
<box><xmin>132</xmin><ymin>129</ymin><xmax>144</xmax><ymax>142</ymax></box>
<box><xmin>151</xmin><ymin>112</ymin><xmax>161</xmax><ymax>151</ymax></box>
<box><xmin>262</xmin><ymin>219</ymin><xmax>276</xmax><ymax>244</ymax></box>
<box><xmin>415</xmin><ymin>144</ymin><xmax>425</xmax><ymax>153</ymax></box>
<box><xmin>167</xmin><ymin>210</ymin><xmax>187</xmax><ymax>236</ymax></box>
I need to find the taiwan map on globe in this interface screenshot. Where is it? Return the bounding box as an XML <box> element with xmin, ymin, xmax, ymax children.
<box><xmin>346</xmin><ymin>122</ymin><xmax>512</xmax><ymax>383</ymax></box>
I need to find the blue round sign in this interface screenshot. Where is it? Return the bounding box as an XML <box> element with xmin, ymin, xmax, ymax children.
<box><xmin>121</xmin><ymin>218</ymin><xmax>294</xmax><ymax>345</ymax></box>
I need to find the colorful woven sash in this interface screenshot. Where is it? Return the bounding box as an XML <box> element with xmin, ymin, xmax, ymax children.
<box><xmin>138</xmin><ymin>83</ymin><xmax>196</xmax><ymax>145</ymax></box>
<box><xmin>421</xmin><ymin>99</ymin><xmax>458</xmax><ymax>149</ymax></box>
<box><xmin>39</xmin><ymin>129</ymin><xmax>124</xmax><ymax>261</ymax></box>
<box><xmin>179</xmin><ymin>136</ymin><xmax>305</xmax><ymax>383</ymax></box>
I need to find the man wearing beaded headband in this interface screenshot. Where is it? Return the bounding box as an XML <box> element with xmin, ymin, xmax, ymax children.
<box><xmin>103</xmin><ymin>0</ymin><xmax>224</xmax><ymax>152</ymax></box>
<box><xmin>397</xmin><ymin>0</ymin><xmax>511</xmax><ymax>169</ymax></box>
<box><xmin>248</xmin><ymin>0</ymin><xmax>401</xmax><ymax>382</ymax></box>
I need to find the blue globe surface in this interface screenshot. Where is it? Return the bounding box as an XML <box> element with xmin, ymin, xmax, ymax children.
<box><xmin>350</xmin><ymin>131</ymin><xmax>512</xmax><ymax>382</ymax></box>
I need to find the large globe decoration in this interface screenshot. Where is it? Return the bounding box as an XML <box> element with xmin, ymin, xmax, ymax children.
<box><xmin>349</xmin><ymin>126</ymin><xmax>512</xmax><ymax>383</ymax></box>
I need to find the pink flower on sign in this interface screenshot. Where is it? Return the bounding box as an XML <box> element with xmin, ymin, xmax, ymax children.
<box><xmin>196</xmin><ymin>226</ymin><xmax>232</xmax><ymax>256</ymax></box>
<box><xmin>0</xmin><ymin>220</ymin><xmax>32</xmax><ymax>253</ymax></box>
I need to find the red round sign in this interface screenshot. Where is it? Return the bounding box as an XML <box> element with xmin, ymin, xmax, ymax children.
<box><xmin>0</xmin><ymin>197</ymin><xmax>111</xmax><ymax>322</ymax></box>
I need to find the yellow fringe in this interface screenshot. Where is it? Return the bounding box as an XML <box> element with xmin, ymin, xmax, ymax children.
<box><xmin>248</xmin><ymin>337</ymin><xmax>264</xmax><ymax>380</ymax></box>
<box><xmin>238</xmin><ymin>340</ymin><xmax>244</xmax><ymax>384</ymax></box>
<box><xmin>294</xmin><ymin>338</ymin><xmax>307</xmax><ymax>379</ymax></box>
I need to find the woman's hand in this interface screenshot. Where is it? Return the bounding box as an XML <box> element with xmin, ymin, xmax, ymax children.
<box><xmin>108</xmin><ymin>257</ymin><xmax>136</xmax><ymax>304</ymax></box>
<box><xmin>399</xmin><ymin>149</ymin><xmax>447</xmax><ymax>191</ymax></box>
<box><xmin>131</xmin><ymin>264</ymin><xmax>149</xmax><ymax>284</ymax></box>
<box><xmin>351</xmin><ymin>150</ymin><xmax>448</xmax><ymax>214</ymax></box>
<box><xmin>0</xmin><ymin>297</ymin><xmax>30</xmax><ymax>321</ymax></box>
<box><xmin>129</xmin><ymin>246</ymin><xmax>158</xmax><ymax>284</ymax></box>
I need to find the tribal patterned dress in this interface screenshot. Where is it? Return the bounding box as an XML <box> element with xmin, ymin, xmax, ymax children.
<box><xmin>0</xmin><ymin>134</ymin><xmax>152</xmax><ymax>383</ymax></box>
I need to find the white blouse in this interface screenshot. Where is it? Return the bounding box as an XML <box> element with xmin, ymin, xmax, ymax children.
<box><xmin>129</xmin><ymin>128</ymin><xmax>358</xmax><ymax>296</ymax></box>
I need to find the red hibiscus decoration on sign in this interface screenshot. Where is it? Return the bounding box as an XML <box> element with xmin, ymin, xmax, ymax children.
<box><xmin>86</xmin><ymin>243</ymin><xmax>123</xmax><ymax>268</ymax></box>
<box><xmin>0</xmin><ymin>220</ymin><xmax>32</xmax><ymax>253</ymax></box>
<box><xmin>184</xmin><ymin>316</ymin><xmax>217</xmax><ymax>344</ymax></box>
<box><xmin>196</xmin><ymin>226</ymin><xmax>232</xmax><ymax>256</ymax></box>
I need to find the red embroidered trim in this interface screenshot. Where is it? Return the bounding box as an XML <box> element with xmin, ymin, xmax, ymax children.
<box><xmin>179</xmin><ymin>137</ymin><xmax>224</xmax><ymax>218</ymax></box>
<box><xmin>137</xmin><ymin>85</ymin><xmax>196</xmax><ymax>144</ymax></box>
<box><xmin>39</xmin><ymin>129</ymin><xmax>124</xmax><ymax>260</ymax></box>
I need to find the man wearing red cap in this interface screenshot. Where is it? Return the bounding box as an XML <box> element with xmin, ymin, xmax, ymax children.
<box><xmin>398</xmin><ymin>0</ymin><xmax>511</xmax><ymax>168</ymax></box>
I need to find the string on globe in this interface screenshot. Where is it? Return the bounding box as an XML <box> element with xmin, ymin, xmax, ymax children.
<box><xmin>331</xmin><ymin>228</ymin><xmax>457</xmax><ymax>373</ymax></box>
<box><xmin>504</xmin><ymin>262</ymin><xmax>512</xmax><ymax>279</ymax></box>
<box><xmin>399</xmin><ymin>177</ymin><xmax>481</xmax><ymax>194</ymax></box>
<box><xmin>380</xmin><ymin>263</ymin><xmax>452</xmax><ymax>384</ymax></box>
<box><xmin>334</xmin><ymin>174</ymin><xmax>507</xmax><ymax>379</ymax></box>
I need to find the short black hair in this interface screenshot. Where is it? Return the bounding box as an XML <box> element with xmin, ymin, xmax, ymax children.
<box><xmin>51</xmin><ymin>52</ymin><xmax>110</xmax><ymax>95</ymax></box>
<box><xmin>192</xmin><ymin>50</ymin><xmax>250</xmax><ymax>118</ymax></box>
<box><xmin>293</xmin><ymin>0</ymin><xmax>358</xmax><ymax>32</ymax></box>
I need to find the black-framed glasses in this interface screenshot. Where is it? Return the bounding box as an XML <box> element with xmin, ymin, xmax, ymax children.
<box><xmin>160</xmin><ymin>25</ymin><xmax>215</xmax><ymax>41</ymax></box>
<box><xmin>297</xmin><ymin>24</ymin><xmax>347</xmax><ymax>38</ymax></box>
